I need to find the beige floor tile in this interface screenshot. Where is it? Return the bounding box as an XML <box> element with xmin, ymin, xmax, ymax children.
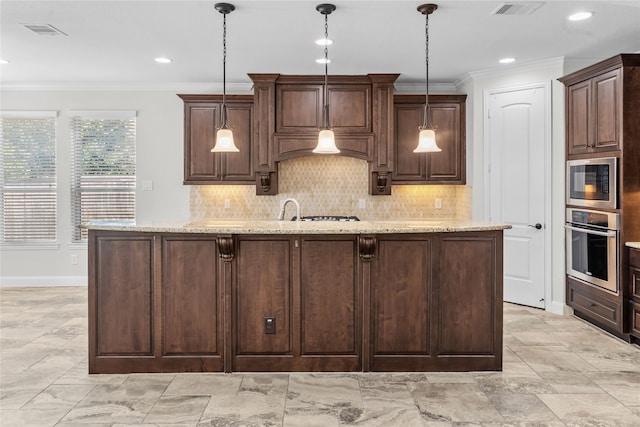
<box><xmin>286</xmin><ymin>374</ymin><xmax>362</xmax><ymax>409</ymax></box>
<box><xmin>409</xmin><ymin>382</ymin><xmax>504</xmax><ymax>422</ymax></box>
<box><xmin>3</xmin><ymin>287</ymin><xmax>640</xmax><ymax>426</ymax></box>
<box><xmin>538</xmin><ymin>393</ymin><xmax>640</xmax><ymax>424</ymax></box>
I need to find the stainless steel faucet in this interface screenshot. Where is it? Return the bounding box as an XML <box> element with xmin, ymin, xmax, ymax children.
<box><xmin>278</xmin><ymin>198</ymin><xmax>301</xmax><ymax>221</ymax></box>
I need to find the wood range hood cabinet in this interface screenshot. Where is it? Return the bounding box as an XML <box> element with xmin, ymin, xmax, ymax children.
<box><xmin>250</xmin><ymin>73</ymin><xmax>399</xmax><ymax>195</ymax></box>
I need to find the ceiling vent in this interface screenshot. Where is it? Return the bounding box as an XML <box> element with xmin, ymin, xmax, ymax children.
<box><xmin>23</xmin><ymin>24</ymin><xmax>67</xmax><ymax>36</ymax></box>
<box><xmin>491</xmin><ymin>2</ymin><xmax>544</xmax><ymax>15</ymax></box>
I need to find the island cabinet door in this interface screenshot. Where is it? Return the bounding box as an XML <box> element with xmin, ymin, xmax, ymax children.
<box><xmin>298</xmin><ymin>236</ymin><xmax>360</xmax><ymax>371</ymax></box>
<box><xmin>160</xmin><ymin>236</ymin><xmax>223</xmax><ymax>372</ymax></box>
<box><xmin>233</xmin><ymin>236</ymin><xmax>294</xmax><ymax>371</ymax></box>
<box><xmin>89</xmin><ymin>231</ymin><xmax>154</xmax><ymax>374</ymax></box>
<box><xmin>436</xmin><ymin>232</ymin><xmax>503</xmax><ymax>371</ymax></box>
<box><xmin>232</xmin><ymin>235</ymin><xmax>361</xmax><ymax>372</ymax></box>
<box><xmin>368</xmin><ymin>235</ymin><xmax>434</xmax><ymax>371</ymax></box>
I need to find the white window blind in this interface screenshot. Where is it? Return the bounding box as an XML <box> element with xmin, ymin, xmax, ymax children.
<box><xmin>1</xmin><ymin>111</ymin><xmax>57</xmax><ymax>244</ymax></box>
<box><xmin>70</xmin><ymin>111</ymin><xmax>136</xmax><ymax>241</ymax></box>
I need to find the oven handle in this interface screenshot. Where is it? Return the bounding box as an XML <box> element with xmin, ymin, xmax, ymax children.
<box><xmin>564</xmin><ymin>224</ymin><xmax>617</xmax><ymax>237</ymax></box>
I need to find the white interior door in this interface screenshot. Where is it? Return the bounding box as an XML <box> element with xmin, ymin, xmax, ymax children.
<box><xmin>486</xmin><ymin>83</ymin><xmax>549</xmax><ymax>309</ymax></box>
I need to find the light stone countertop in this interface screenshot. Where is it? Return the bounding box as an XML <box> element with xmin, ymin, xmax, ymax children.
<box><xmin>83</xmin><ymin>219</ymin><xmax>511</xmax><ymax>234</ymax></box>
<box><xmin>626</xmin><ymin>242</ymin><xmax>640</xmax><ymax>249</ymax></box>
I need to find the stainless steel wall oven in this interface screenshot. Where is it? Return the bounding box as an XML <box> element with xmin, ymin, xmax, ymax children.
<box><xmin>565</xmin><ymin>208</ymin><xmax>620</xmax><ymax>293</ymax></box>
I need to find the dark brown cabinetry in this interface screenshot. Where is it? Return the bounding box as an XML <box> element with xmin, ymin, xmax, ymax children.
<box><xmin>179</xmin><ymin>94</ymin><xmax>254</xmax><ymax>184</ymax></box>
<box><xmin>629</xmin><ymin>248</ymin><xmax>640</xmax><ymax>340</ymax></box>
<box><xmin>560</xmin><ymin>54</ymin><xmax>640</xmax><ymax>341</ymax></box>
<box><xmin>367</xmin><ymin>233</ymin><xmax>502</xmax><ymax>371</ymax></box>
<box><xmin>564</xmin><ymin>69</ymin><xmax>622</xmax><ymax>156</ymax></box>
<box><xmin>233</xmin><ymin>235</ymin><xmax>360</xmax><ymax>372</ymax></box>
<box><xmin>89</xmin><ymin>229</ymin><xmax>503</xmax><ymax>373</ymax></box>
<box><xmin>250</xmin><ymin>74</ymin><xmax>398</xmax><ymax>195</ymax></box>
<box><xmin>89</xmin><ymin>232</ymin><xmax>226</xmax><ymax>373</ymax></box>
<box><xmin>392</xmin><ymin>95</ymin><xmax>466</xmax><ymax>184</ymax></box>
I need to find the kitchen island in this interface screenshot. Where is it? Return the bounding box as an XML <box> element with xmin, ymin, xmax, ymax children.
<box><xmin>87</xmin><ymin>220</ymin><xmax>509</xmax><ymax>374</ymax></box>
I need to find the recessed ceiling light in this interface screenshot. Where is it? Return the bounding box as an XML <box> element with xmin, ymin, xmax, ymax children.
<box><xmin>316</xmin><ymin>58</ymin><xmax>331</xmax><ymax>64</ymax></box>
<box><xmin>568</xmin><ymin>11</ymin><xmax>593</xmax><ymax>21</ymax></box>
<box><xmin>499</xmin><ymin>57</ymin><xmax>516</xmax><ymax>64</ymax></box>
<box><xmin>154</xmin><ymin>57</ymin><xmax>172</xmax><ymax>64</ymax></box>
<box><xmin>315</xmin><ymin>38</ymin><xmax>333</xmax><ymax>46</ymax></box>
<box><xmin>0</xmin><ymin>59</ymin><xmax>9</xmax><ymax>64</ymax></box>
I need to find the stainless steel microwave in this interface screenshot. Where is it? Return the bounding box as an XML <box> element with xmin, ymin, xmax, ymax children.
<box><xmin>566</xmin><ymin>157</ymin><xmax>617</xmax><ymax>209</ymax></box>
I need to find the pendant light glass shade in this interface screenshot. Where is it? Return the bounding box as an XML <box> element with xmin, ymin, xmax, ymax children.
<box><xmin>313</xmin><ymin>129</ymin><xmax>339</xmax><ymax>153</ymax></box>
<box><xmin>414</xmin><ymin>128</ymin><xmax>440</xmax><ymax>153</ymax></box>
<box><xmin>313</xmin><ymin>3</ymin><xmax>340</xmax><ymax>155</ymax></box>
<box><xmin>211</xmin><ymin>2</ymin><xmax>240</xmax><ymax>153</ymax></box>
<box><xmin>212</xmin><ymin>127</ymin><xmax>238</xmax><ymax>152</ymax></box>
<box><xmin>415</xmin><ymin>4</ymin><xmax>441</xmax><ymax>154</ymax></box>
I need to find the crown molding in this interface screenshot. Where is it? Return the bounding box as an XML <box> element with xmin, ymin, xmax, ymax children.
<box><xmin>0</xmin><ymin>82</ymin><xmax>255</xmax><ymax>93</ymax></box>
<box><xmin>455</xmin><ymin>56</ymin><xmax>566</xmax><ymax>87</ymax></box>
<box><xmin>394</xmin><ymin>82</ymin><xmax>460</xmax><ymax>94</ymax></box>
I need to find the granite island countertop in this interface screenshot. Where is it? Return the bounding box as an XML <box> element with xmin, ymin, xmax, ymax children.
<box><xmin>627</xmin><ymin>242</ymin><xmax>640</xmax><ymax>249</ymax></box>
<box><xmin>84</xmin><ymin>219</ymin><xmax>511</xmax><ymax>234</ymax></box>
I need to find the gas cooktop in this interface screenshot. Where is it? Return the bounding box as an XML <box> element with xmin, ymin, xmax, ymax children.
<box><xmin>291</xmin><ymin>215</ymin><xmax>360</xmax><ymax>222</ymax></box>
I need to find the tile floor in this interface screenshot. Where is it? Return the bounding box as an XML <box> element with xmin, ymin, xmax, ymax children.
<box><xmin>1</xmin><ymin>286</ymin><xmax>640</xmax><ymax>426</ymax></box>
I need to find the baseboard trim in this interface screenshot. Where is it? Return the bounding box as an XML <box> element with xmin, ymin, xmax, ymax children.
<box><xmin>548</xmin><ymin>299</ymin><xmax>566</xmax><ymax>315</ymax></box>
<box><xmin>0</xmin><ymin>276</ymin><xmax>87</xmax><ymax>287</ymax></box>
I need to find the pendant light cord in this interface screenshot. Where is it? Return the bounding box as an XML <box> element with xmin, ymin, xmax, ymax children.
<box><xmin>323</xmin><ymin>12</ymin><xmax>330</xmax><ymax>130</ymax></box>
<box><xmin>221</xmin><ymin>12</ymin><xmax>228</xmax><ymax>129</ymax></box>
<box><xmin>422</xmin><ymin>12</ymin><xmax>430</xmax><ymax>129</ymax></box>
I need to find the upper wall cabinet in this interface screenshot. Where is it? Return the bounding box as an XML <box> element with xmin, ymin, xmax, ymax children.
<box><xmin>559</xmin><ymin>55</ymin><xmax>640</xmax><ymax>158</ymax></box>
<box><xmin>392</xmin><ymin>95</ymin><xmax>466</xmax><ymax>184</ymax></box>
<box><xmin>179</xmin><ymin>94</ymin><xmax>255</xmax><ymax>184</ymax></box>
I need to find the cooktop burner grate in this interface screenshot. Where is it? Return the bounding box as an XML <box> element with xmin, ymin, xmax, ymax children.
<box><xmin>291</xmin><ymin>215</ymin><xmax>360</xmax><ymax>222</ymax></box>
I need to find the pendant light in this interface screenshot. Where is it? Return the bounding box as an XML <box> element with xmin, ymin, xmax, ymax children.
<box><xmin>211</xmin><ymin>2</ymin><xmax>239</xmax><ymax>153</ymax></box>
<box><xmin>313</xmin><ymin>3</ymin><xmax>340</xmax><ymax>154</ymax></box>
<box><xmin>414</xmin><ymin>3</ymin><xmax>441</xmax><ymax>153</ymax></box>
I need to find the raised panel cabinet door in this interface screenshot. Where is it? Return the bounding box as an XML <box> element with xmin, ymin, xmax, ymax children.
<box><xmin>592</xmin><ymin>69</ymin><xmax>621</xmax><ymax>152</ymax></box>
<box><xmin>185</xmin><ymin>104</ymin><xmax>220</xmax><ymax>181</ymax></box>
<box><xmin>162</xmin><ymin>237</ymin><xmax>220</xmax><ymax>357</ymax></box>
<box><xmin>426</xmin><ymin>103</ymin><xmax>464</xmax><ymax>182</ymax></box>
<box><xmin>300</xmin><ymin>237</ymin><xmax>359</xmax><ymax>355</ymax></box>
<box><xmin>277</xmin><ymin>85</ymin><xmax>322</xmax><ymax>132</ymax></box>
<box><xmin>630</xmin><ymin>249</ymin><xmax>640</xmax><ymax>301</ymax></box>
<box><xmin>95</xmin><ymin>236</ymin><xmax>153</xmax><ymax>356</ymax></box>
<box><xmin>438</xmin><ymin>235</ymin><xmax>500</xmax><ymax>355</ymax></box>
<box><xmin>392</xmin><ymin>103</ymin><xmax>425</xmax><ymax>181</ymax></box>
<box><xmin>222</xmin><ymin>102</ymin><xmax>255</xmax><ymax>181</ymax></box>
<box><xmin>371</xmin><ymin>238</ymin><xmax>432</xmax><ymax>355</ymax></box>
<box><xmin>328</xmin><ymin>85</ymin><xmax>372</xmax><ymax>131</ymax></box>
<box><xmin>235</xmin><ymin>237</ymin><xmax>292</xmax><ymax>355</ymax></box>
<box><xmin>566</xmin><ymin>80</ymin><xmax>591</xmax><ymax>155</ymax></box>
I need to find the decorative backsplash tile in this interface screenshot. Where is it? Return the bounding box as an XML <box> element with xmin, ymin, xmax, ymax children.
<box><xmin>190</xmin><ymin>156</ymin><xmax>471</xmax><ymax>220</ymax></box>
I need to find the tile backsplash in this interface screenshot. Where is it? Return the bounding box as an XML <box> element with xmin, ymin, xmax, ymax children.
<box><xmin>190</xmin><ymin>156</ymin><xmax>471</xmax><ymax>220</ymax></box>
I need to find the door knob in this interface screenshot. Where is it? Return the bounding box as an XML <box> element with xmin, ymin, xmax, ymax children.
<box><xmin>528</xmin><ymin>223</ymin><xmax>542</xmax><ymax>230</ymax></box>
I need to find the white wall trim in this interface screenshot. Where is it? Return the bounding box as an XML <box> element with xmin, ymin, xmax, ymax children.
<box><xmin>549</xmin><ymin>299</ymin><xmax>566</xmax><ymax>315</ymax></box>
<box><xmin>457</xmin><ymin>57</ymin><xmax>565</xmax><ymax>88</ymax></box>
<box><xmin>0</xmin><ymin>82</ymin><xmax>255</xmax><ymax>93</ymax></box>
<box><xmin>1</xmin><ymin>276</ymin><xmax>87</xmax><ymax>287</ymax></box>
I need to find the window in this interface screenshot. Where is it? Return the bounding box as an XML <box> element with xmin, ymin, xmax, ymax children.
<box><xmin>0</xmin><ymin>111</ymin><xmax>57</xmax><ymax>245</ymax></box>
<box><xmin>70</xmin><ymin>111</ymin><xmax>136</xmax><ymax>241</ymax></box>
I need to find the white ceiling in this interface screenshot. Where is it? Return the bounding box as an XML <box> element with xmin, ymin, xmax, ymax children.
<box><xmin>1</xmin><ymin>0</ymin><xmax>639</xmax><ymax>90</ymax></box>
